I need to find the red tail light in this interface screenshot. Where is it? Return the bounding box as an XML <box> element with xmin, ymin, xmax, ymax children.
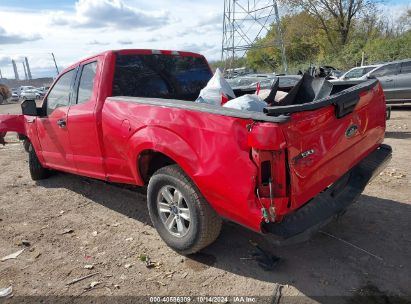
<box><xmin>247</xmin><ymin>122</ymin><xmax>290</xmax><ymax>221</ymax></box>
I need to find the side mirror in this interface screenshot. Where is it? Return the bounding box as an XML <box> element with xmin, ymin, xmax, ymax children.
<box><xmin>367</xmin><ymin>75</ymin><xmax>376</xmax><ymax>79</ymax></box>
<box><xmin>21</xmin><ymin>99</ymin><xmax>38</xmax><ymax>116</ymax></box>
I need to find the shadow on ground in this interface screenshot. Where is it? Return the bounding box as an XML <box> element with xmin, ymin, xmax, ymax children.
<box><xmin>37</xmin><ymin>172</ymin><xmax>411</xmax><ymax>302</ymax></box>
<box><xmin>385</xmin><ymin>131</ymin><xmax>411</xmax><ymax>140</ymax></box>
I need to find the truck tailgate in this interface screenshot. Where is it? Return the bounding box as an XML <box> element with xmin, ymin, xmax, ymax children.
<box><xmin>275</xmin><ymin>80</ymin><xmax>386</xmax><ymax>210</ymax></box>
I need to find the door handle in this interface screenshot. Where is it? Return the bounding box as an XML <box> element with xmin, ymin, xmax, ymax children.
<box><xmin>57</xmin><ymin>119</ymin><xmax>66</xmax><ymax>128</ymax></box>
<box><xmin>385</xmin><ymin>79</ymin><xmax>393</xmax><ymax>82</ymax></box>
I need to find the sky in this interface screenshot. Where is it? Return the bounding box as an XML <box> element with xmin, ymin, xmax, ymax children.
<box><xmin>0</xmin><ymin>0</ymin><xmax>409</xmax><ymax>79</ymax></box>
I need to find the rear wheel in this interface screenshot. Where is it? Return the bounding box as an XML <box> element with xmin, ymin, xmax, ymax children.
<box><xmin>147</xmin><ymin>165</ymin><xmax>222</xmax><ymax>255</ymax></box>
<box><xmin>386</xmin><ymin>106</ymin><xmax>392</xmax><ymax>120</ymax></box>
<box><xmin>28</xmin><ymin>144</ymin><xmax>49</xmax><ymax>180</ymax></box>
<box><xmin>23</xmin><ymin>139</ymin><xmax>30</xmax><ymax>152</ymax></box>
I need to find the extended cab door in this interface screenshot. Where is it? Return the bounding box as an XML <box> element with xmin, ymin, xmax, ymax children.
<box><xmin>36</xmin><ymin>69</ymin><xmax>77</xmax><ymax>172</ymax></box>
<box><xmin>67</xmin><ymin>57</ymin><xmax>105</xmax><ymax>179</ymax></box>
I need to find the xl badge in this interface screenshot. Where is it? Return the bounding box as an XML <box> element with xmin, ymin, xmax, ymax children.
<box><xmin>346</xmin><ymin>124</ymin><xmax>358</xmax><ymax>138</ymax></box>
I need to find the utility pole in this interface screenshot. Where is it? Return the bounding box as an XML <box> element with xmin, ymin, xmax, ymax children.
<box><xmin>221</xmin><ymin>0</ymin><xmax>288</xmax><ymax>73</ymax></box>
<box><xmin>0</xmin><ymin>68</ymin><xmax>3</xmax><ymax>79</ymax></box>
<box><xmin>51</xmin><ymin>53</ymin><xmax>59</xmax><ymax>75</ymax></box>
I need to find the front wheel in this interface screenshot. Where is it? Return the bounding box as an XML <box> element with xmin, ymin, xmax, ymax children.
<box><xmin>28</xmin><ymin>144</ymin><xmax>49</xmax><ymax>180</ymax></box>
<box><xmin>147</xmin><ymin>165</ymin><xmax>222</xmax><ymax>255</ymax></box>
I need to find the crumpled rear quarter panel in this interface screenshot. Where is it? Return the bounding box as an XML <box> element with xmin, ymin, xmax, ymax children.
<box><xmin>102</xmin><ymin>100</ymin><xmax>264</xmax><ymax>231</ymax></box>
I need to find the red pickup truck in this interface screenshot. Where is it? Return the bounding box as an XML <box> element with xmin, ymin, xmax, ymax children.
<box><xmin>0</xmin><ymin>49</ymin><xmax>391</xmax><ymax>254</ymax></box>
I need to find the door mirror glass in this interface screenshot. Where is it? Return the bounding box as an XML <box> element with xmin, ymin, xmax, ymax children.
<box><xmin>21</xmin><ymin>99</ymin><xmax>38</xmax><ymax>116</ymax></box>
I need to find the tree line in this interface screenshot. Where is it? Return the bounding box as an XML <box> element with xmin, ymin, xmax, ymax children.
<box><xmin>213</xmin><ymin>0</ymin><xmax>411</xmax><ymax>73</ymax></box>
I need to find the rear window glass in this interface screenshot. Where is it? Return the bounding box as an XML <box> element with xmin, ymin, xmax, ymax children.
<box><xmin>112</xmin><ymin>54</ymin><xmax>212</xmax><ymax>101</ymax></box>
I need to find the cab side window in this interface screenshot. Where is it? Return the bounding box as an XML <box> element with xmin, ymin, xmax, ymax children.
<box><xmin>370</xmin><ymin>64</ymin><xmax>399</xmax><ymax>77</ymax></box>
<box><xmin>400</xmin><ymin>61</ymin><xmax>411</xmax><ymax>74</ymax></box>
<box><xmin>47</xmin><ymin>69</ymin><xmax>75</xmax><ymax>115</ymax></box>
<box><xmin>77</xmin><ymin>61</ymin><xmax>97</xmax><ymax>104</ymax></box>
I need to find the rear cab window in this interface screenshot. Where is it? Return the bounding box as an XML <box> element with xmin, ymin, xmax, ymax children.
<box><xmin>76</xmin><ymin>61</ymin><xmax>98</xmax><ymax>104</ymax></box>
<box><xmin>112</xmin><ymin>53</ymin><xmax>212</xmax><ymax>101</ymax></box>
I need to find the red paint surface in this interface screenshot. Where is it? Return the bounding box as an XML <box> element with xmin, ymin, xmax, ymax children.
<box><xmin>0</xmin><ymin>50</ymin><xmax>387</xmax><ymax>233</ymax></box>
<box><xmin>0</xmin><ymin>114</ymin><xmax>26</xmax><ymax>135</ymax></box>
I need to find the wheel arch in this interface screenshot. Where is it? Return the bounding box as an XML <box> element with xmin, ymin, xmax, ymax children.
<box><xmin>138</xmin><ymin>149</ymin><xmax>176</xmax><ymax>184</ymax></box>
<box><xmin>126</xmin><ymin>126</ymin><xmax>200</xmax><ymax>186</ymax></box>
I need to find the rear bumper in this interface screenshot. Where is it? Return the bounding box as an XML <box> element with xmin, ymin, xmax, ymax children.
<box><xmin>263</xmin><ymin>144</ymin><xmax>392</xmax><ymax>244</ymax></box>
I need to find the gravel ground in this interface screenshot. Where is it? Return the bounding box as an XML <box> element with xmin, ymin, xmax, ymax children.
<box><xmin>0</xmin><ymin>103</ymin><xmax>410</xmax><ymax>303</ymax></box>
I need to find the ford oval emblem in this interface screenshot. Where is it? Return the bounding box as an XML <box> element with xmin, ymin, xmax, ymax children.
<box><xmin>346</xmin><ymin>125</ymin><xmax>358</xmax><ymax>138</ymax></box>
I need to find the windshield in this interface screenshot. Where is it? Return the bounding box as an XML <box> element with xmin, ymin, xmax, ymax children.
<box><xmin>112</xmin><ymin>54</ymin><xmax>212</xmax><ymax>101</ymax></box>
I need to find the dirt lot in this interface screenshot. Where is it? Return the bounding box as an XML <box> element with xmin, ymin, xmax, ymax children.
<box><xmin>0</xmin><ymin>102</ymin><xmax>410</xmax><ymax>303</ymax></box>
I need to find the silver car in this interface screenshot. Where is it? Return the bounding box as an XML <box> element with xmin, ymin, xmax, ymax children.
<box><xmin>365</xmin><ymin>59</ymin><xmax>411</xmax><ymax>104</ymax></box>
<box><xmin>19</xmin><ymin>89</ymin><xmax>37</xmax><ymax>101</ymax></box>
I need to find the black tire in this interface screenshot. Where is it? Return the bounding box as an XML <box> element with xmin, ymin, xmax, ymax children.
<box><xmin>147</xmin><ymin>165</ymin><xmax>222</xmax><ymax>255</ymax></box>
<box><xmin>23</xmin><ymin>139</ymin><xmax>30</xmax><ymax>153</ymax></box>
<box><xmin>28</xmin><ymin>144</ymin><xmax>49</xmax><ymax>180</ymax></box>
<box><xmin>386</xmin><ymin>107</ymin><xmax>391</xmax><ymax>120</ymax></box>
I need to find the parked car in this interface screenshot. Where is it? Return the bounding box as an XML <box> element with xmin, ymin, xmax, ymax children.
<box><xmin>18</xmin><ymin>86</ymin><xmax>35</xmax><ymax>95</ymax></box>
<box><xmin>338</xmin><ymin>65</ymin><xmax>381</xmax><ymax>81</ymax></box>
<box><xmin>0</xmin><ymin>49</ymin><xmax>391</xmax><ymax>254</ymax></box>
<box><xmin>333</xmin><ymin>59</ymin><xmax>411</xmax><ymax>105</ymax></box>
<box><xmin>37</xmin><ymin>86</ymin><xmax>50</xmax><ymax>93</ymax></box>
<box><xmin>19</xmin><ymin>89</ymin><xmax>37</xmax><ymax>101</ymax></box>
<box><xmin>34</xmin><ymin>89</ymin><xmax>46</xmax><ymax>99</ymax></box>
<box><xmin>364</xmin><ymin>59</ymin><xmax>411</xmax><ymax>104</ymax></box>
<box><xmin>10</xmin><ymin>92</ymin><xmax>19</xmax><ymax>102</ymax></box>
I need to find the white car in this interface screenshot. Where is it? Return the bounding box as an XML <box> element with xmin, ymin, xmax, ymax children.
<box><xmin>10</xmin><ymin>92</ymin><xmax>19</xmax><ymax>102</ymax></box>
<box><xmin>19</xmin><ymin>86</ymin><xmax>35</xmax><ymax>95</ymax></box>
<box><xmin>20</xmin><ymin>89</ymin><xmax>37</xmax><ymax>101</ymax></box>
